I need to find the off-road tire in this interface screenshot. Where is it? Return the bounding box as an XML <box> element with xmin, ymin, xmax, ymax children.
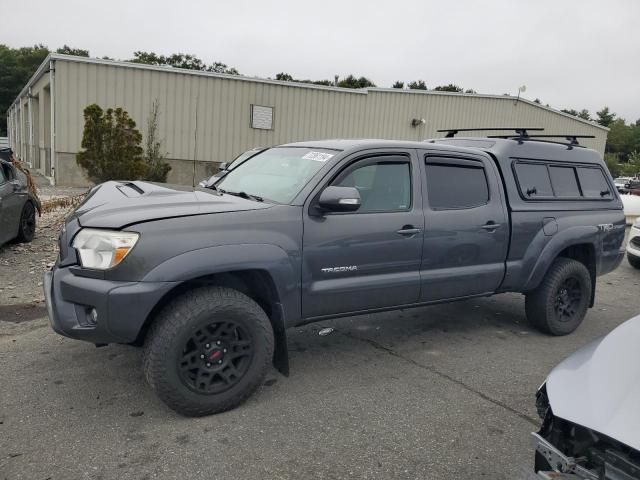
<box><xmin>628</xmin><ymin>253</ymin><xmax>640</xmax><ymax>270</ymax></box>
<box><xmin>143</xmin><ymin>286</ymin><xmax>274</xmax><ymax>416</ymax></box>
<box><xmin>525</xmin><ymin>258</ymin><xmax>591</xmax><ymax>336</ymax></box>
<box><xmin>15</xmin><ymin>201</ymin><xmax>36</xmax><ymax>243</ymax></box>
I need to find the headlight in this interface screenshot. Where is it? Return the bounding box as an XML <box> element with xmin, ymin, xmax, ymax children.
<box><xmin>72</xmin><ymin>228</ymin><xmax>139</xmax><ymax>270</ymax></box>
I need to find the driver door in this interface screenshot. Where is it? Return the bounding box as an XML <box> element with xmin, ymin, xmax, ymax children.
<box><xmin>301</xmin><ymin>150</ymin><xmax>424</xmax><ymax>319</ymax></box>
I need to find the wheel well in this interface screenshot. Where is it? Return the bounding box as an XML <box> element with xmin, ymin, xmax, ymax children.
<box><xmin>135</xmin><ymin>269</ymin><xmax>281</xmax><ymax>346</ymax></box>
<box><xmin>557</xmin><ymin>243</ymin><xmax>596</xmax><ymax>307</ymax></box>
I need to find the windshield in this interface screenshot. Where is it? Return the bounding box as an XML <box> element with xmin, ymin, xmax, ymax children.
<box><xmin>216</xmin><ymin>147</ymin><xmax>337</xmax><ymax>203</ymax></box>
<box><xmin>228</xmin><ymin>148</ymin><xmax>263</xmax><ymax>170</ymax></box>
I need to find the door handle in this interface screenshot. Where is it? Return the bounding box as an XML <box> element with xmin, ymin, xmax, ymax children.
<box><xmin>481</xmin><ymin>222</ymin><xmax>501</xmax><ymax>231</ymax></box>
<box><xmin>396</xmin><ymin>226</ymin><xmax>422</xmax><ymax>236</ymax></box>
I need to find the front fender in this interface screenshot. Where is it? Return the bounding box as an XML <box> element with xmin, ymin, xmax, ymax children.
<box><xmin>142</xmin><ymin>243</ymin><xmax>301</xmax><ymax>329</ymax></box>
<box><xmin>522</xmin><ymin>226</ymin><xmax>598</xmax><ymax>291</ymax></box>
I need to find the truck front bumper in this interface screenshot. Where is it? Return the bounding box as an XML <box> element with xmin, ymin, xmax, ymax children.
<box><xmin>44</xmin><ymin>266</ymin><xmax>177</xmax><ymax>344</ymax></box>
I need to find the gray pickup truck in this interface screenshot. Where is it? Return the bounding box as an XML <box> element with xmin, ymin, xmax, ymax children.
<box><xmin>44</xmin><ymin>133</ymin><xmax>626</xmax><ymax>416</ymax></box>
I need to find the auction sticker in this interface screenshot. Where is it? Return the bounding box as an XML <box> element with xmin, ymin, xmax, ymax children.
<box><xmin>302</xmin><ymin>151</ymin><xmax>334</xmax><ymax>162</ymax></box>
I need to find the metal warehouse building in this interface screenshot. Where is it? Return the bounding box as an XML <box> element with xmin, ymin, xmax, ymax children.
<box><xmin>7</xmin><ymin>54</ymin><xmax>608</xmax><ymax>187</ymax></box>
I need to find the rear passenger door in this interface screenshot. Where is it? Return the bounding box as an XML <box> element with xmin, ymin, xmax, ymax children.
<box><xmin>418</xmin><ymin>151</ymin><xmax>509</xmax><ymax>302</ymax></box>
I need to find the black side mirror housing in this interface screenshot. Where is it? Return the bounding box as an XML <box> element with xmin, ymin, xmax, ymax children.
<box><xmin>317</xmin><ymin>186</ymin><xmax>361</xmax><ymax>213</ymax></box>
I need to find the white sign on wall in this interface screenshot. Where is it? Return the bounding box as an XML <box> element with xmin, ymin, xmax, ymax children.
<box><xmin>251</xmin><ymin>105</ymin><xmax>274</xmax><ymax>130</ymax></box>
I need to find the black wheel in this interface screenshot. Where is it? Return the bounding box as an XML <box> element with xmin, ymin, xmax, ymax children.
<box><xmin>15</xmin><ymin>201</ymin><xmax>36</xmax><ymax>243</ymax></box>
<box><xmin>143</xmin><ymin>286</ymin><xmax>274</xmax><ymax>416</ymax></box>
<box><xmin>525</xmin><ymin>258</ymin><xmax>591</xmax><ymax>336</ymax></box>
<box><xmin>628</xmin><ymin>253</ymin><xmax>640</xmax><ymax>270</ymax></box>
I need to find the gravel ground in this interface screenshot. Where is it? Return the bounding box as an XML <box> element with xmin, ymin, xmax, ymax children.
<box><xmin>1</xmin><ymin>217</ymin><xmax>639</xmax><ymax>479</ymax></box>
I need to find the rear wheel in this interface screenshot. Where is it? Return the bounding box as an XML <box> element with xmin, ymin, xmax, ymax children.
<box><xmin>525</xmin><ymin>258</ymin><xmax>591</xmax><ymax>336</ymax></box>
<box><xmin>628</xmin><ymin>253</ymin><xmax>640</xmax><ymax>269</ymax></box>
<box><xmin>143</xmin><ymin>286</ymin><xmax>274</xmax><ymax>416</ymax></box>
<box><xmin>15</xmin><ymin>202</ymin><xmax>36</xmax><ymax>243</ymax></box>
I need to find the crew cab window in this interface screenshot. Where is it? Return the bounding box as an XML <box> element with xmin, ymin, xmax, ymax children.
<box><xmin>549</xmin><ymin>166</ymin><xmax>580</xmax><ymax>197</ymax></box>
<box><xmin>426</xmin><ymin>162</ymin><xmax>489</xmax><ymax>209</ymax></box>
<box><xmin>514</xmin><ymin>163</ymin><xmax>553</xmax><ymax>198</ymax></box>
<box><xmin>577</xmin><ymin>167</ymin><xmax>612</xmax><ymax>198</ymax></box>
<box><xmin>334</xmin><ymin>159</ymin><xmax>411</xmax><ymax>212</ymax></box>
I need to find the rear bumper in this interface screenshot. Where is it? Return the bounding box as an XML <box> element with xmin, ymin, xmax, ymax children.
<box><xmin>44</xmin><ymin>266</ymin><xmax>176</xmax><ymax>344</ymax></box>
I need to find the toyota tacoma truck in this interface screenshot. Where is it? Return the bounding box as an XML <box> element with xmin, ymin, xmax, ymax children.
<box><xmin>44</xmin><ymin>132</ymin><xmax>626</xmax><ymax>416</ymax></box>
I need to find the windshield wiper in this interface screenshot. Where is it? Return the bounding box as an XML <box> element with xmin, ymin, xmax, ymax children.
<box><xmin>218</xmin><ymin>189</ymin><xmax>264</xmax><ymax>202</ymax></box>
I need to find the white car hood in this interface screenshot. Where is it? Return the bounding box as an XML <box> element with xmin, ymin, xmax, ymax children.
<box><xmin>546</xmin><ymin>315</ymin><xmax>640</xmax><ymax>450</ymax></box>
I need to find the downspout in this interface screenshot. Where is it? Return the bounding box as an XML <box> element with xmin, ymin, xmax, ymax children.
<box><xmin>28</xmin><ymin>87</ymin><xmax>34</xmax><ymax>167</ymax></box>
<box><xmin>19</xmin><ymin>98</ymin><xmax>24</xmax><ymax>160</ymax></box>
<box><xmin>49</xmin><ymin>59</ymin><xmax>56</xmax><ymax>185</ymax></box>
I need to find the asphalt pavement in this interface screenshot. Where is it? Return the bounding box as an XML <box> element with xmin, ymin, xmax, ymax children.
<box><xmin>1</xmin><ymin>259</ymin><xmax>639</xmax><ymax>480</ymax></box>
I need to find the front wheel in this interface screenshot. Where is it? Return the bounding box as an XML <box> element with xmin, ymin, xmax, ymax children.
<box><xmin>143</xmin><ymin>286</ymin><xmax>274</xmax><ymax>416</ymax></box>
<box><xmin>628</xmin><ymin>253</ymin><xmax>640</xmax><ymax>270</ymax></box>
<box><xmin>525</xmin><ymin>258</ymin><xmax>591</xmax><ymax>336</ymax></box>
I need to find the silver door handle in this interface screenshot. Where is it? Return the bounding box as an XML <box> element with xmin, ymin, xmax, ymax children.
<box><xmin>481</xmin><ymin>222</ymin><xmax>501</xmax><ymax>231</ymax></box>
<box><xmin>396</xmin><ymin>227</ymin><xmax>422</xmax><ymax>236</ymax></box>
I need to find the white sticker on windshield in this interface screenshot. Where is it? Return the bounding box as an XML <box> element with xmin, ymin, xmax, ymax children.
<box><xmin>302</xmin><ymin>151</ymin><xmax>334</xmax><ymax>162</ymax></box>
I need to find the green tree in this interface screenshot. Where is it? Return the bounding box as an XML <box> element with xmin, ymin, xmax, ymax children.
<box><xmin>56</xmin><ymin>45</ymin><xmax>89</xmax><ymax>56</ymax></box>
<box><xmin>604</xmin><ymin>153</ymin><xmax>623</xmax><ymax>178</ymax></box>
<box><xmin>434</xmin><ymin>84</ymin><xmax>463</xmax><ymax>92</ymax></box>
<box><xmin>464</xmin><ymin>89</ymin><xmax>477</xmax><ymax>94</ymax></box>
<box><xmin>142</xmin><ymin>100</ymin><xmax>171</xmax><ymax>182</ymax></box>
<box><xmin>561</xmin><ymin>108</ymin><xmax>579</xmax><ymax>116</ymax></box>
<box><xmin>577</xmin><ymin>109</ymin><xmax>591</xmax><ymax>120</ymax></box>
<box><xmin>0</xmin><ymin>44</ymin><xmax>50</xmax><ymax>135</ymax></box>
<box><xmin>275</xmin><ymin>72</ymin><xmax>294</xmax><ymax>81</ymax></box>
<box><xmin>392</xmin><ymin>81</ymin><xmax>404</xmax><ymax>89</ymax></box>
<box><xmin>336</xmin><ymin>75</ymin><xmax>376</xmax><ymax>88</ymax></box>
<box><xmin>76</xmin><ymin>104</ymin><xmax>146</xmax><ymax>183</ymax></box>
<box><xmin>596</xmin><ymin>107</ymin><xmax>616</xmax><ymax>127</ymax></box>
<box><xmin>408</xmin><ymin>80</ymin><xmax>427</xmax><ymax>90</ymax></box>
<box><xmin>130</xmin><ymin>51</ymin><xmax>239</xmax><ymax>74</ymax></box>
<box><xmin>533</xmin><ymin>98</ymin><xmax>541</xmax><ymax>104</ymax></box>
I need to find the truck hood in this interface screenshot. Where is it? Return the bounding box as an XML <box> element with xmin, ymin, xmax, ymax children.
<box><xmin>70</xmin><ymin>181</ymin><xmax>272</xmax><ymax>228</ymax></box>
<box><xmin>546</xmin><ymin>315</ymin><xmax>640</xmax><ymax>450</ymax></box>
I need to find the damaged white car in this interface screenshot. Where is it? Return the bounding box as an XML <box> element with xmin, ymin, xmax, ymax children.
<box><xmin>533</xmin><ymin>315</ymin><xmax>640</xmax><ymax>479</ymax></box>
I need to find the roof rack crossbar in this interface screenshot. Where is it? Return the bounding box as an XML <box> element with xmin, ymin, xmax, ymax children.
<box><xmin>437</xmin><ymin>127</ymin><xmax>545</xmax><ymax>138</ymax></box>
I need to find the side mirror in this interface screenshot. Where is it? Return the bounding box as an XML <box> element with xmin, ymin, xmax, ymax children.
<box><xmin>318</xmin><ymin>186</ymin><xmax>361</xmax><ymax>212</ymax></box>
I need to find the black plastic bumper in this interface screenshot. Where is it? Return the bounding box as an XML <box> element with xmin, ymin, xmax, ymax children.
<box><xmin>44</xmin><ymin>267</ymin><xmax>177</xmax><ymax>344</ymax></box>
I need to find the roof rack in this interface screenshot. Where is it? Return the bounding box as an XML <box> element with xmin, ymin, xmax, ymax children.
<box><xmin>436</xmin><ymin>127</ymin><xmax>545</xmax><ymax>138</ymax></box>
<box><xmin>486</xmin><ymin>134</ymin><xmax>595</xmax><ymax>149</ymax></box>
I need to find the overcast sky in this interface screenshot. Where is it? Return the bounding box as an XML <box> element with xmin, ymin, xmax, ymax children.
<box><xmin>4</xmin><ymin>0</ymin><xmax>640</xmax><ymax>122</ymax></box>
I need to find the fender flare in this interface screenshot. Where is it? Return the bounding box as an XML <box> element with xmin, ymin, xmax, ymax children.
<box><xmin>522</xmin><ymin>226</ymin><xmax>598</xmax><ymax>292</ymax></box>
<box><xmin>142</xmin><ymin>243</ymin><xmax>300</xmax><ymax>376</ymax></box>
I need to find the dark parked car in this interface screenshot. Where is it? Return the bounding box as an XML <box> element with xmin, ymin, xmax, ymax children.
<box><xmin>44</xmin><ymin>134</ymin><xmax>625</xmax><ymax>416</ymax></box>
<box><xmin>533</xmin><ymin>314</ymin><xmax>640</xmax><ymax>479</ymax></box>
<box><xmin>0</xmin><ymin>153</ymin><xmax>39</xmax><ymax>247</ymax></box>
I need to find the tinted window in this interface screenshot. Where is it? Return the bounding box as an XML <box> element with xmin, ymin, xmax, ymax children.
<box><xmin>515</xmin><ymin>163</ymin><xmax>553</xmax><ymax>197</ymax></box>
<box><xmin>0</xmin><ymin>165</ymin><xmax>6</xmax><ymax>183</ymax></box>
<box><xmin>426</xmin><ymin>163</ymin><xmax>489</xmax><ymax>209</ymax></box>
<box><xmin>549</xmin><ymin>166</ymin><xmax>580</xmax><ymax>197</ymax></box>
<box><xmin>336</xmin><ymin>161</ymin><xmax>410</xmax><ymax>212</ymax></box>
<box><xmin>577</xmin><ymin>167</ymin><xmax>611</xmax><ymax>198</ymax></box>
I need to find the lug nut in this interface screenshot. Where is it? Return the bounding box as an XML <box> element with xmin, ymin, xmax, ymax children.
<box><xmin>205</xmin><ymin>343</ymin><xmax>210</xmax><ymax>348</ymax></box>
<box><xmin>206</xmin><ymin>362</ymin><xmax>211</xmax><ymax>367</ymax></box>
<box><xmin>200</xmin><ymin>354</ymin><xmax>205</xmax><ymax>359</ymax></box>
<box><xmin>218</xmin><ymin>360</ymin><xmax>223</xmax><ymax>364</ymax></box>
<box><xmin>216</xmin><ymin>341</ymin><xmax>221</xmax><ymax>345</ymax></box>
<box><xmin>223</xmin><ymin>349</ymin><xmax>227</xmax><ymax>353</ymax></box>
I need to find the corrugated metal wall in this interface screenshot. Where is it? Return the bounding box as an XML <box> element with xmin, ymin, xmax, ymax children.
<box><xmin>54</xmin><ymin>58</ymin><xmax>607</xmax><ymax>166</ymax></box>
